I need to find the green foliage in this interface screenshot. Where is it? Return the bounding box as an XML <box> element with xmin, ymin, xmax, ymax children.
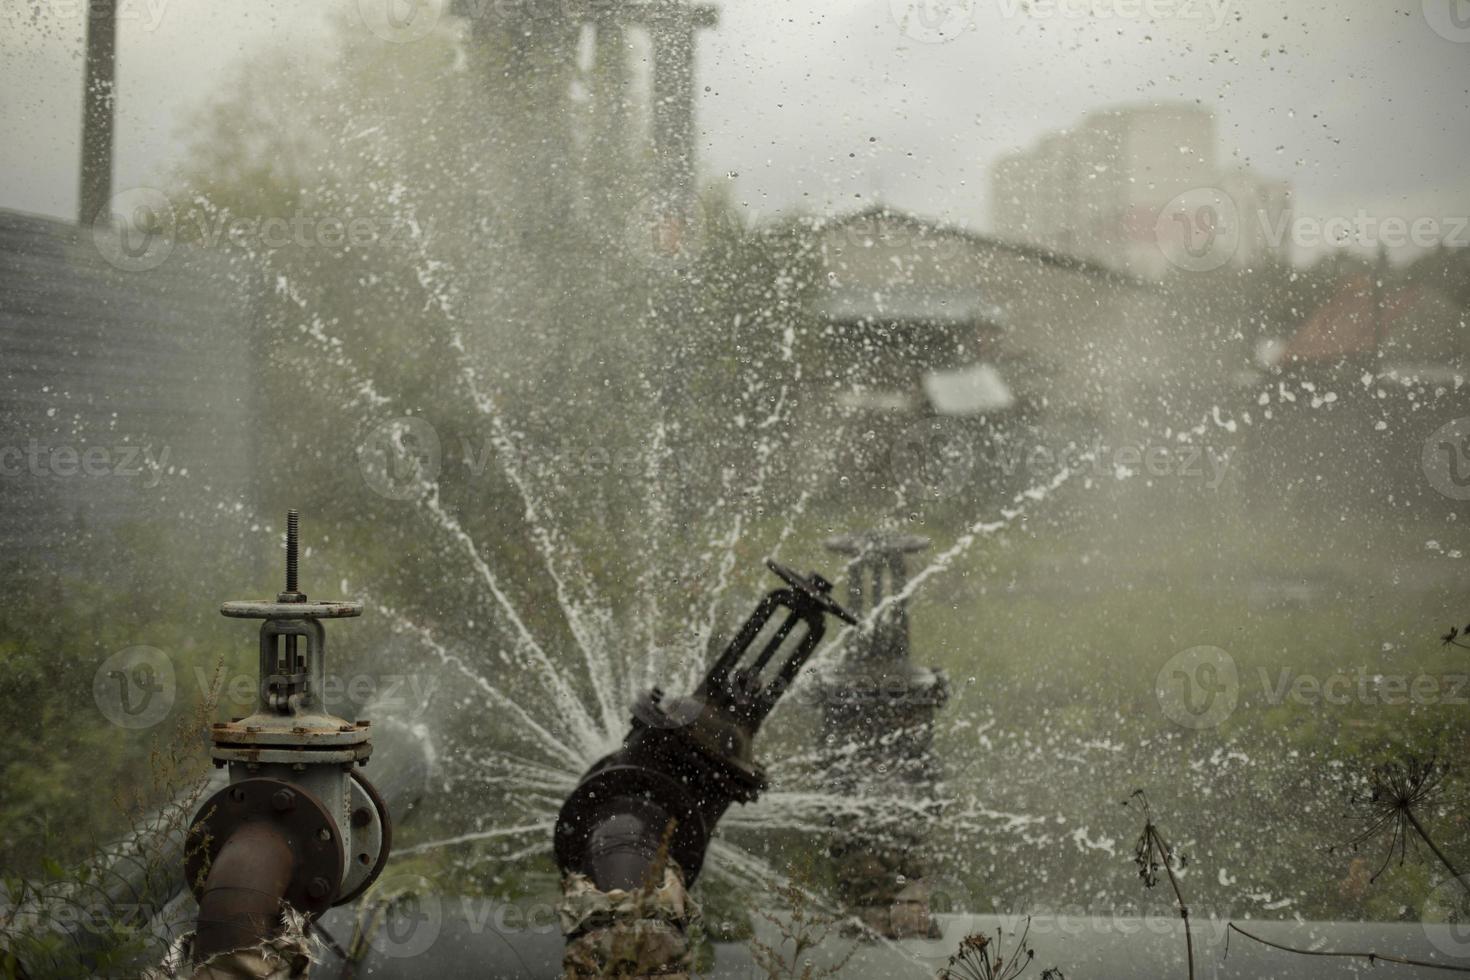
<box><xmin>0</xmin><ymin>520</ymin><xmax>232</xmax><ymax>873</ymax></box>
<box><xmin>0</xmin><ymin>634</ymin><xmax>219</xmax><ymax>977</ymax></box>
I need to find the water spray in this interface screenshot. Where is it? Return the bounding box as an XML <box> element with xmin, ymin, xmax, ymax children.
<box><xmin>184</xmin><ymin>510</ymin><xmax>391</xmax><ymax>963</ymax></box>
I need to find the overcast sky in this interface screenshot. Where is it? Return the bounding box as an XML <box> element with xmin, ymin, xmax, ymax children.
<box><xmin>3</xmin><ymin>0</ymin><xmax>1468</xmax><ymax>248</ymax></box>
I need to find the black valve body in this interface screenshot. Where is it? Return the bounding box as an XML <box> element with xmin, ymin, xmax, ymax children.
<box><xmin>554</xmin><ymin>561</ymin><xmax>855</xmax><ymax>891</ymax></box>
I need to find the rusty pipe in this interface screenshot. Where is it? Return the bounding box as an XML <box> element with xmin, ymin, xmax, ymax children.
<box><xmin>192</xmin><ymin>821</ymin><xmax>297</xmax><ymax>961</ymax></box>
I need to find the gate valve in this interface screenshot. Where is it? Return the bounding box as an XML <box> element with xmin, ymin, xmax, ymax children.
<box><xmin>185</xmin><ymin>510</ymin><xmax>391</xmax><ymax>960</ymax></box>
<box><xmin>554</xmin><ymin>560</ymin><xmax>856</xmax><ymax>891</ymax></box>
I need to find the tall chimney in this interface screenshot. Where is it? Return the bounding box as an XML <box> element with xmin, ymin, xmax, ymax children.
<box><xmin>79</xmin><ymin>0</ymin><xmax>118</xmax><ymax>226</ymax></box>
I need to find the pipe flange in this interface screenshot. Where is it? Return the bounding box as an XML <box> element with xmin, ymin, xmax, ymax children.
<box><xmin>335</xmin><ymin>769</ymin><xmax>392</xmax><ymax>906</ymax></box>
<box><xmin>186</xmin><ymin>777</ymin><xmax>345</xmax><ymax>918</ymax></box>
<box><xmin>210</xmin><ymin>720</ymin><xmax>371</xmax><ymax>744</ymax></box>
<box><xmin>210</xmin><ymin>746</ymin><xmax>373</xmax><ymax>768</ymax></box>
<box><xmin>208</xmin><ymin>719</ymin><xmax>373</xmax><ymax>771</ymax></box>
<box><xmin>555</xmin><ymin>765</ymin><xmax>710</xmax><ymax>884</ymax></box>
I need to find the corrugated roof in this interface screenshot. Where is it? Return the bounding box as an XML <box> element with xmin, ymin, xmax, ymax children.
<box><xmin>0</xmin><ymin>208</ymin><xmax>259</xmax><ymax>551</ymax></box>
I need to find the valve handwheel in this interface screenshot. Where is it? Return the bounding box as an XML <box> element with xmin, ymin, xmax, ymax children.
<box><xmin>765</xmin><ymin>559</ymin><xmax>859</xmax><ymax>625</ymax></box>
<box><xmin>220</xmin><ymin>599</ymin><xmax>363</xmax><ymax>619</ymax></box>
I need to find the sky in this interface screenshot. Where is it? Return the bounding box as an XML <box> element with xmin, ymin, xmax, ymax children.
<box><xmin>2</xmin><ymin>0</ymin><xmax>1468</xmax><ymax>253</ymax></box>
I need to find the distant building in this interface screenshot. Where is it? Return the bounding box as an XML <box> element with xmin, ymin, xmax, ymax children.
<box><xmin>768</xmin><ymin>205</ymin><xmax>1255</xmax><ymax>502</ymax></box>
<box><xmin>792</xmin><ymin>206</ymin><xmax>1180</xmax><ymax>426</ymax></box>
<box><xmin>992</xmin><ymin>104</ymin><xmax>1290</xmax><ymax>278</ymax></box>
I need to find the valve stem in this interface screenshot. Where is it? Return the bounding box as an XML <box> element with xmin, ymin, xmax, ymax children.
<box><xmin>279</xmin><ymin>509</ymin><xmax>305</xmax><ymax>603</ymax></box>
<box><xmin>286</xmin><ymin>510</ymin><xmax>299</xmax><ymax>594</ymax></box>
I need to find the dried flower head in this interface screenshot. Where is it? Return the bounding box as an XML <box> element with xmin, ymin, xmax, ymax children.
<box><xmin>1125</xmin><ymin>789</ymin><xmax>1186</xmax><ymax>890</ymax></box>
<box><xmin>1336</xmin><ymin>756</ymin><xmax>1455</xmax><ymax>884</ymax></box>
<box><xmin>937</xmin><ymin>919</ymin><xmax>1051</xmax><ymax>980</ymax></box>
<box><xmin>1441</xmin><ymin>622</ymin><xmax>1470</xmax><ymax>647</ymax></box>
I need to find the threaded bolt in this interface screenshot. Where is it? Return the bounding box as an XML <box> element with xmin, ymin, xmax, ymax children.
<box><xmin>285</xmin><ymin>509</ymin><xmax>300</xmax><ymax>595</ymax></box>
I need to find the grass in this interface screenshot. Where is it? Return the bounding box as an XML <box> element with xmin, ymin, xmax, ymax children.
<box><xmin>3</xmin><ymin>462</ymin><xmax>1468</xmax><ymax>950</ymax></box>
<box><xmin>748</xmin><ymin>472</ymin><xmax>1470</xmax><ymax>922</ymax></box>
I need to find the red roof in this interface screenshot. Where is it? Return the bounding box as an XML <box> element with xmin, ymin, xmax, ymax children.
<box><xmin>1282</xmin><ymin>272</ymin><xmax>1421</xmax><ymax>363</ymax></box>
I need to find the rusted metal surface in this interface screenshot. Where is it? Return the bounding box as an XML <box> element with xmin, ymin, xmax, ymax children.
<box><xmin>186</xmin><ymin>778</ymin><xmax>344</xmax><ymax>927</ymax></box>
<box><xmin>552</xmin><ymin>560</ymin><xmax>854</xmax><ymax>979</ymax></box>
<box><xmin>1</xmin><ymin>719</ymin><xmax>429</xmax><ymax>977</ymax></box>
<box><xmin>560</xmin><ymin>867</ymin><xmax>697</xmax><ymax>980</ymax></box>
<box><xmin>191</xmin><ymin>805</ymin><xmax>303</xmax><ymax>961</ymax></box>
